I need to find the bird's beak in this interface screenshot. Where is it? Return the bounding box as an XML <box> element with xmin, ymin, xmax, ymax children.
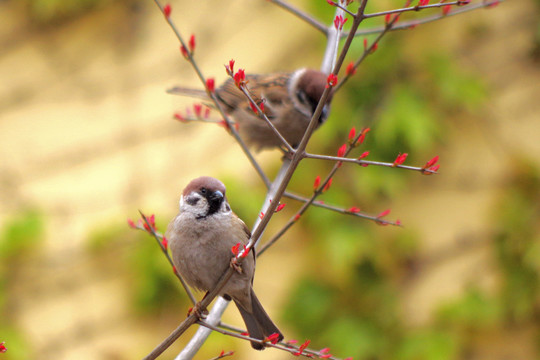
<box><xmin>319</xmin><ymin>104</ymin><xmax>330</xmax><ymax>124</ymax></box>
<box><xmin>210</xmin><ymin>190</ymin><xmax>224</xmax><ymax>202</ymax></box>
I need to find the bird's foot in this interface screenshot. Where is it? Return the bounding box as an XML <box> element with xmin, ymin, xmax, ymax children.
<box><xmin>230</xmin><ymin>257</ymin><xmax>243</xmax><ymax>274</ymax></box>
<box><xmin>188</xmin><ymin>302</ymin><xmax>209</xmax><ymax>319</ymax></box>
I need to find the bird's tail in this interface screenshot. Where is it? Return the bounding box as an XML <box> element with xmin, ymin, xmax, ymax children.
<box><xmin>166</xmin><ymin>86</ymin><xmax>208</xmax><ymax>99</ymax></box>
<box><xmin>234</xmin><ymin>289</ymin><xmax>284</xmax><ymax>350</ymax></box>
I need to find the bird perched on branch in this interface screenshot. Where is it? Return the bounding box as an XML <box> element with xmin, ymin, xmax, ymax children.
<box><xmin>168</xmin><ymin>68</ymin><xmax>332</xmax><ymax>151</ymax></box>
<box><xmin>166</xmin><ymin>176</ymin><xmax>283</xmax><ymax>349</ymax></box>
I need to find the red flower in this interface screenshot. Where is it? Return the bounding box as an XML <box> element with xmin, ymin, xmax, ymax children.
<box><xmin>231</xmin><ymin>243</ymin><xmax>241</xmax><ymax>256</ymax></box>
<box><xmin>225</xmin><ymin>59</ymin><xmax>235</xmax><ymax>75</ymax></box>
<box><xmin>313</xmin><ymin>175</ymin><xmax>321</xmax><ymax>190</ymax></box>
<box><xmin>240</xmin><ymin>245</ymin><xmax>250</xmax><ymax>258</ymax></box>
<box><xmin>326</xmin><ymin>73</ymin><xmax>338</xmax><ymax>88</ymax></box>
<box><xmin>234</xmin><ymin>69</ymin><xmax>246</xmax><ymax>87</ymax></box>
<box><xmin>326</xmin><ymin>0</ymin><xmax>335</xmax><ymax>5</ymax></box>
<box><xmin>442</xmin><ymin>4</ymin><xmax>451</xmax><ymax>15</ymax></box>
<box><xmin>0</xmin><ymin>342</ymin><xmax>6</xmax><ymax>353</ymax></box>
<box><xmin>423</xmin><ymin>155</ymin><xmax>439</xmax><ymax>169</ymax></box>
<box><xmin>486</xmin><ymin>0</ymin><xmax>499</xmax><ymax>8</ymax></box>
<box><xmin>377</xmin><ymin>208</ymin><xmax>391</xmax><ymax>218</ymax></box>
<box><xmin>180</xmin><ymin>45</ymin><xmax>188</xmax><ymax>58</ymax></box>
<box><xmin>172</xmin><ymin>265</ymin><xmax>177</xmax><ymax>274</ymax></box>
<box><xmin>385</xmin><ymin>13</ymin><xmax>391</xmax><ymax>25</ymax></box>
<box><xmin>346</xmin><ymin>62</ymin><xmax>356</xmax><ymax>76</ymax></box>
<box><xmin>371</xmin><ymin>42</ymin><xmax>379</xmax><ymax>53</ymax></box>
<box><xmin>275</xmin><ymin>203</ymin><xmax>286</xmax><ymax>212</ymax></box>
<box><xmin>337</xmin><ymin>143</ymin><xmax>347</xmax><ymax>157</ymax></box>
<box><xmin>323</xmin><ymin>178</ymin><xmax>333</xmax><ymax>192</ymax></box>
<box><xmin>127</xmin><ymin>218</ymin><xmax>136</xmax><ymax>228</ymax></box>
<box><xmin>188</xmin><ymin>34</ymin><xmax>196</xmax><ymax>52</ymax></box>
<box><xmin>193</xmin><ymin>103</ymin><xmax>202</xmax><ymax>117</ymax></box>
<box><xmin>356</xmin><ymin>127</ymin><xmax>370</xmax><ymax>145</ymax></box>
<box><xmin>293</xmin><ymin>339</ymin><xmax>311</xmax><ymax>356</ymax></box>
<box><xmin>348</xmin><ymin>127</ymin><xmax>356</xmax><ymax>143</ymax></box>
<box><xmin>333</xmin><ymin>15</ymin><xmax>348</xmax><ymax>30</ymax></box>
<box><xmin>259</xmin><ymin>211</ymin><xmax>264</xmax><ymax>219</ymax></box>
<box><xmin>267</xmin><ymin>333</ymin><xmax>281</xmax><ymax>344</ymax></box>
<box><xmin>163</xmin><ymin>3</ymin><xmax>171</xmax><ymax>18</ymax></box>
<box><xmin>348</xmin><ymin>207</ymin><xmax>361</xmax><ymax>213</ymax></box>
<box><xmin>393</xmin><ymin>152</ymin><xmax>408</xmax><ymax>166</ymax></box>
<box><xmin>418</xmin><ymin>0</ymin><xmax>429</xmax><ymax>5</ymax></box>
<box><xmin>363</xmin><ymin>38</ymin><xmax>368</xmax><ymax>50</ymax></box>
<box><xmin>358</xmin><ymin>151</ymin><xmax>370</xmax><ymax>159</ymax></box>
<box><xmin>206</xmin><ymin>78</ymin><xmax>215</xmax><ymax>93</ymax></box>
<box><xmin>320</xmin><ymin>348</ymin><xmax>330</xmax><ymax>354</ymax></box>
<box><xmin>249</xmin><ymin>101</ymin><xmax>258</xmax><ymax>114</ymax></box>
<box><xmin>395</xmin><ymin>219</ymin><xmax>402</xmax><ymax>226</ymax></box>
<box><xmin>161</xmin><ymin>237</ymin><xmax>168</xmax><ymax>251</ymax></box>
<box><xmin>174</xmin><ymin>112</ymin><xmax>187</xmax><ymax>122</ymax></box>
<box><xmin>143</xmin><ymin>214</ymin><xmax>156</xmax><ymax>232</ymax></box>
<box><xmin>204</xmin><ymin>107</ymin><xmax>211</xmax><ymax>119</ymax></box>
<box><xmin>294</xmin><ymin>214</ymin><xmax>301</xmax><ymax>222</ymax></box>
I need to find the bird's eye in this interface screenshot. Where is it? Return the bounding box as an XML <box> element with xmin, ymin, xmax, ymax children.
<box><xmin>200</xmin><ymin>188</ymin><xmax>207</xmax><ymax>194</ymax></box>
<box><xmin>296</xmin><ymin>90</ymin><xmax>309</xmax><ymax>105</ymax></box>
<box><xmin>296</xmin><ymin>90</ymin><xmax>318</xmax><ymax>114</ymax></box>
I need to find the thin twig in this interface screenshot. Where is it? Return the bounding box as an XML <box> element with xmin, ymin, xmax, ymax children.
<box><xmin>335</xmin><ymin>0</ymin><xmax>403</xmax><ymax>93</ymax></box>
<box><xmin>305</xmin><ymin>152</ymin><xmax>438</xmax><ymax>174</ymax></box>
<box><xmin>364</xmin><ymin>1</ymin><xmax>465</xmax><ymax>19</ymax></box>
<box><xmin>198</xmin><ymin>321</ymin><xmax>348</xmax><ymax>360</ymax></box>
<box><xmin>283</xmin><ymin>190</ymin><xmax>402</xmax><ymax>224</ymax></box>
<box><xmin>348</xmin><ymin>0</ymin><xmax>504</xmax><ymax>37</ymax></box>
<box><xmin>237</xmin><ymin>85</ymin><xmax>294</xmax><ymax>153</ymax></box>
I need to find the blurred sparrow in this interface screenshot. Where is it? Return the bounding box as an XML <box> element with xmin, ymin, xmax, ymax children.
<box><xmin>166</xmin><ymin>176</ymin><xmax>284</xmax><ymax>349</ymax></box>
<box><xmin>168</xmin><ymin>68</ymin><xmax>332</xmax><ymax>150</ymax></box>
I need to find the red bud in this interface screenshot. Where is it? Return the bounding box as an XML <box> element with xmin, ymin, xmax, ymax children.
<box><xmin>377</xmin><ymin>209</ymin><xmax>391</xmax><ymax>218</ymax></box>
<box><xmin>337</xmin><ymin>143</ymin><xmax>347</xmax><ymax>157</ymax></box>
<box><xmin>163</xmin><ymin>3</ymin><xmax>171</xmax><ymax>18</ymax></box>
<box><xmin>206</xmin><ymin>78</ymin><xmax>215</xmax><ymax>93</ymax></box>
<box><xmin>188</xmin><ymin>34</ymin><xmax>196</xmax><ymax>52</ymax></box>
<box><xmin>346</xmin><ymin>62</ymin><xmax>356</xmax><ymax>76</ymax></box>
<box><xmin>313</xmin><ymin>175</ymin><xmax>321</xmax><ymax>190</ymax></box>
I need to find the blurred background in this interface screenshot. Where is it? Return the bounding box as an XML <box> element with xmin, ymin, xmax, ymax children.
<box><xmin>1</xmin><ymin>0</ymin><xmax>539</xmax><ymax>359</ymax></box>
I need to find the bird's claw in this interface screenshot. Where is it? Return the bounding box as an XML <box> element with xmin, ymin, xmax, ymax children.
<box><xmin>188</xmin><ymin>303</ymin><xmax>209</xmax><ymax>319</ymax></box>
<box><xmin>230</xmin><ymin>257</ymin><xmax>243</xmax><ymax>274</ymax></box>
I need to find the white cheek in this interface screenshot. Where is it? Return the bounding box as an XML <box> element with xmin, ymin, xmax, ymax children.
<box><xmin>221</xmin><ymin>201</ymin><xmax>232</xmax><ymax>215</ymax></box>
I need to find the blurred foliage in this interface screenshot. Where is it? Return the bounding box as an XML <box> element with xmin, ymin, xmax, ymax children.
<box><xmin>493</xmin><ymin>159</ymin><xmax>540</xmax><ymax>324</ymax></box>
<box><xmin>0</xmin><ymin>209</ymin><xmax>45</xmax><ymax>360</ymax></box>
<box><xmin>86</xmin><ymin>218</ymin><xmax>187</xmax><ymax>314</ymax></box>
<box><xmin>0</xmin><ymin>209</ymin><xmax>44</xmax><ymax>261</ymax></box>
<box><xmin>19</xmin><ymin>0</ymin><xmax>108</xmax><ymax>25</ymax></box>
<box><xmin>278</xmin><ymin>2</ymin><xmax>536</xmax><ymax>360</ymax></box>
<box><xmin>16</xmin><ymin>0</ymin><xmax>142</xmax><ymax>25</ymax></box>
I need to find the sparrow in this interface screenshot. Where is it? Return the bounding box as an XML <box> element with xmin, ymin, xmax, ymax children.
<box><xmin>168</xmin><ymin>68</ymin><xmax>332</xmax><ymax>150</ymax></box>
<box><xmin>166</xmin><ymin>176</ymin><xmax>284</xmax><ymax>350</ymax></box>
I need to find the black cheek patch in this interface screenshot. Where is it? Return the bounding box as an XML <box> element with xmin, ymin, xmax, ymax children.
<box><xmin>186</xmin><ymin>196</ymin><xmax>200</xmax><ymax>206</ymax></box>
